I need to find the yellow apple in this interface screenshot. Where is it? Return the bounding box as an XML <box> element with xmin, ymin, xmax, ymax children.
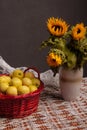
<box><xmin>0</xmin><ymin>75</ymin><xmax>11</xmax><ymax>83</ymax></box>
<box><xmin>11</xmin><ymin>69</ymin><xmax>24</xmax><ymax>79</ymax></box>
<box><xmin>0</xmin><ymin>76</ymin><xmax>6</xmax><ymax>83</ymax></box>
<box><xmin>22</xmin><ymin>77</ymin><xmax>32</xmax><ymax>86</ymax></box>
<box><xmin>32</xmin><ymin>78</ymin><xmax>40</xmax><ymax>87</ymax></box>
<box><xmin>18</xmin><ymin>85</ymin><xmax>30</xmax><ymax>95</ymax></box>
<box><xmin>24</xmin><ymin>71</ymin><xmax>35</xmax><ymax>79</ymax></box>
<box><xmin>29</xmin><ymin>85</ymin><xmax>38</xmax><ymax>93</ymax></box>
<box><xmin>11</xmin><ymin>77</ymin><xmax>22</xmax><ymax>88</ymax></box>
<box><xmin>5</xmin><ymin>76</ymin><xmax>11</xmax><ymax>84</ymax></box>
<box><xmin>0</xmin><ymin>82</ymin><xmax>9</xmax><ymax>93</ymax></box>
<box><xmin>6</xmin><ymin>86</ymin><xmax>18</xmax><ymax>96</ymax></box>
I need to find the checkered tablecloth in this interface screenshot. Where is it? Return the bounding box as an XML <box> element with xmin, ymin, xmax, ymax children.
<box><xmin>0</xmin><ymin>73</ymin><xmax>87</xmax><ymax>130</ymax></box>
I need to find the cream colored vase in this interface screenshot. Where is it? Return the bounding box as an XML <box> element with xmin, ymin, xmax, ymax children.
<box><xmin>59</xmin><ymin>67</ymin><xmax>83</xmax><ymax>101</ymax></box>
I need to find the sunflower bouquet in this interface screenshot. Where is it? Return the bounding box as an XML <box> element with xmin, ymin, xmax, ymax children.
<box><xmin>41</xmin><ymin>17</ymin><xmax>87</xmax><ymax>76</ymax></box>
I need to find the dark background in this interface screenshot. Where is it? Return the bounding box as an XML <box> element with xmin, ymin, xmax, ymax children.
<box><xmin>0</xmin><ymin>0</ymin><xmax>87</xmax><ymax>76</ymax></box>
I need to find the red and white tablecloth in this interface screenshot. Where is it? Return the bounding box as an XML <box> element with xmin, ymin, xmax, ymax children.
<box><xmin>0</xmin><ymin>73</ymin><xmax>87</xmax><ymax>130</ymax></box>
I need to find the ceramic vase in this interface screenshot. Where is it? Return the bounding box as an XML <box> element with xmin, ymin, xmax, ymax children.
<box><xmin>59</xmin><ymin>67</ymin><xmax>83</xmax><ymax>101</ymax></box>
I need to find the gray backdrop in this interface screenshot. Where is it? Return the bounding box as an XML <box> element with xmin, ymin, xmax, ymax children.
<box><xmin>0</xmin><ymin>0</ymin><xmax>87</xmax><ymax>76</ymax></box>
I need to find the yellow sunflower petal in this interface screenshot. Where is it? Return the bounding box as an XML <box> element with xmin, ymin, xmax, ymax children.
<box><xmin>47</xmin><ymin>17</ymin><xmax>69</xmax><ymax>37</ymax></box>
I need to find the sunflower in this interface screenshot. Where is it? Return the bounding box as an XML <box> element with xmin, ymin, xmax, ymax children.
<box><xmin>47</xmin><ymin>17</ymin><xmax>69</xmax><ymax>36</ymax></box>
<box><xmin>71</xmin><ymin>23</ymin><xmax>86</xmax><ymax>40</ymax></box>
<box><xmin>47</xmin><ymin>52</ymin><xmax>62</xmax><ymax>67</ymax></box>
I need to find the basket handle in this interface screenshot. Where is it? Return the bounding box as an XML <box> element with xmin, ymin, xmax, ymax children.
<box><xmin>24</xmin><ymin>67</ymin><xmax>40</xmax><ymax>79</ymax></box>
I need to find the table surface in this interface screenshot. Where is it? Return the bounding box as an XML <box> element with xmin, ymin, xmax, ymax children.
<box><xmin>0</xmin><ymin>72</ymin><xmax>87</xmax><ymax>130</ymax></box>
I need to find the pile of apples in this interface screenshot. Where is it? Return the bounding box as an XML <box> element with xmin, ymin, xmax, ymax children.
<box><xmin>0</xmin><ymin>69</ymin><xmax>40</xmax><ymax>96</ymax></box>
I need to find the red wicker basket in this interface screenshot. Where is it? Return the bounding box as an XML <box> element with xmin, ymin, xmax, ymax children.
<box><xmin>0</xmin><ymin>67</ymin><xmax>44</xmax><ymax>118</ymax></box>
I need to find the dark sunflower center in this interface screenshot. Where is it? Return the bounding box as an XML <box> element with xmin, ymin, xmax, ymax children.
<box><xmin>52</xmin><ymin>59</ymin><xmax>56</xmax><ymax>62</ymax></box>
<box><xmin>53</xmin><ymin>25</ymin><xmax>63</xmax><ymax>31</ymax></box>
<box><xmin>77</xmin><ymin>29</ymin><xmax>81</xmax><ymax>34</ymax></box>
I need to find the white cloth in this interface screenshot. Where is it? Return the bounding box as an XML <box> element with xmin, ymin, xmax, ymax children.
<box><xmin>0</xmin><ymin>56</ymin><xmax>59</xmax><ymax>87</ymax></box>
